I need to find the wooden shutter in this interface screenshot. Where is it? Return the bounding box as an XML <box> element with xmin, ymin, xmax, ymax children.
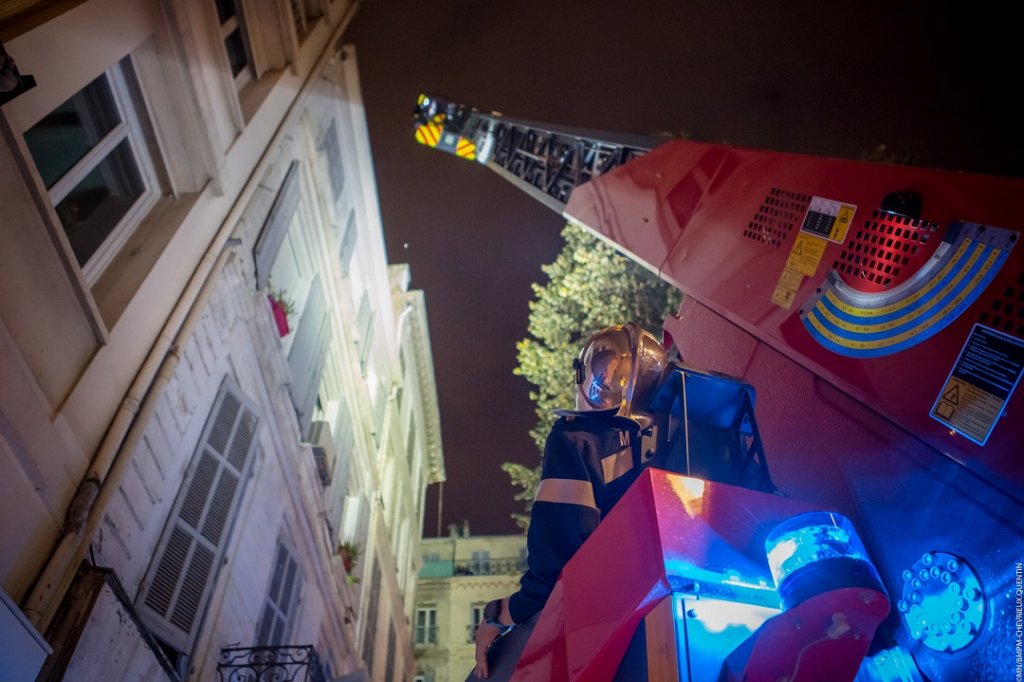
<box><xmin>137</xmin><ymin>382</ymin><xmax>259</xmax><ymax>652</ymax></box>
<box><xmin>339</xmin><ymin>210</ymin><xmax>356</xmax><ymax>277</ymax></box>
<box><xmin>356</xmin><ymin>291</ymin><xmax>374</xmax><ymax>373</ymax></box>
<box><xmin>256</xmin><ymin>539</ymin><xmax>303</xmax><ymax>645</ymax></box>
<box><xmin>384</xmin><ymin>620</ymin><xmax>396</xmax><ymax>682</ymax></box>
<box><xmin>362</xmin><ymin>559</ymin><xmax>381</xmax><ymax>671</ymax></box>
<box><xmin>254</xmin><ymin>160</ymin><xmax>301</xmax><ymax>289</ymax></box>
<box><xmin>321</xmin><ymin>119</ymin><xmax>344</xmax><ymax>201</ymax></box>
<box><xmin>287</xmin><ymin>274</ymin><xmax>332</xmax><ymax>437</ymax></box>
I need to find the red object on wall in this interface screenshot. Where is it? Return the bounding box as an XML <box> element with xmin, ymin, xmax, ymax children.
<box><xmin>268</xmin><ymin>295</ymin><xmax>289</xmax><ymax>337</ymax></box>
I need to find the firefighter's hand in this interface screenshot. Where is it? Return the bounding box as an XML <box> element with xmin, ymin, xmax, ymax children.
<box><xmin>473</xmin><ymin>621</ymin><xmax>502</xmax><ymax>678</ymax></box>
<box><xmin>474</xmin><ymin>597</ymin><xmax>513</xmax><ymax>678</ymax></box>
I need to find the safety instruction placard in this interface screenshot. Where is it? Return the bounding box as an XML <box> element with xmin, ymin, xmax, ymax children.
<box><xmin>930</xmin><ymin>324</ymin><xmax>1024</xmax><ymax>445</ymax></box>
<box><xmin>771</xmin><ymin>267</ymin><xmax>805</xmax><ymax>310</ymax></box>
<box><xmin>800</xmin><ymin>196</ymin><xmax>857</xmax><ymax>244</ymax></box>
<box><xmin>786</xmin><ymin>234</ymin><xmax>829</xmax><ymax>277</ymax></box>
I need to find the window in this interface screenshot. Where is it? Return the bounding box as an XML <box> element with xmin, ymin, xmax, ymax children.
<box><xmin>384</xmin><ymin>620</ymin><xmax>396</xmax><ymax>682</ymax></box>
<box><xmin>356</xmin><ymin>291</ymin><xmax>374</xmax><ymax>374</ymax></box>
<box><xmin>215</xmin><ymin>0</ymin><xmax>253</xmax><ymax>89</ymax></box>
<box><xmin>414</xmin><ymin>607</ymin><xmax>437</xmax><ymax>645</ymax></box>
<box><xmin>320</xmin><ymin>119</ymin><xmax>344</xmax><ymax>201</ymax></box>
<box><xmin>339</xmin><ymin>210</ymin><xmax>356</xmax><ymax>277</ymax></box>
<box><xmin>289</xmin><ymin>0</ymin><xmax>321</xmax><ymax>43</ymax></box>
<box><xmin>362</xmin><ymin>560</ymin><xmax>381</xmax><ymax>670</ymax></box>
<box><xmin>136</xmin><ymin>383</ymin><xmax>260</xmax><ymax>655</ymax></box>
<box><xmin>23</xmin><ymin>60</ymin><xmax>159</xmax><ymax>283</ymax></box>
<box><xmin>256</xmin><ymin>538</ymin><xmax>304</xmax><ymax>645</ymax></box>
<box><xmin>469</xmin><ymin>603</ymin><xmax>485</xmax><ymax>643</ymax></box>
<box><xmin>470</xmin><ymin>550</ymin><xmax>491</xmax><ymax>575</ymax></box>
<box><xmin>405</xmin><ymin>417</ymin><xmax>417</xmax><ymax>470</ymax></box>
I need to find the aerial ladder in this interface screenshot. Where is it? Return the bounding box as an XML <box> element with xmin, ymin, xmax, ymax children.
<box><xmin>413</xmin><ymin>93</ymin><xmax>1024</xmax><ymax>682</ymax></box>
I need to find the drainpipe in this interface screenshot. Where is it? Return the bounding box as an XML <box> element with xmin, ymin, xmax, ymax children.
<box><xmin>25</xmin><ymin>247</ymin><xmax>234</xmax><ymax>630</ymax></box>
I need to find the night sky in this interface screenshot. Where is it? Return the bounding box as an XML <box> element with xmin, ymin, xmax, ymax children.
<box><xmin>345</xmin><ymin>2</ymin><xmax>1022</xmax><ymax>537</ymax></box>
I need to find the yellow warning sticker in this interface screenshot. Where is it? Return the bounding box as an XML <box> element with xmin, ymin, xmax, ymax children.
<box><xmin>930</xmin><ymin>325</ymin><xmax>1024</xmax><ymax>446</ymax></box>
<box><xmin>771</xmin><ymin>267</ymin><xmax>804</xmax><ymax>310</ymax></box>
<box><xmin>831</xmin><ymin>203</ymin><xmax>856</xmax><ymax>243</ymax></box>
<box><xmin>771</xmin><ymin>284</ymin><xmax>796</xmax><ymax>309</ymax></box>
<box><xmin>786</xmin><ymin>234</ymin><xmax>829</xmax><ymax>277</ymax></box>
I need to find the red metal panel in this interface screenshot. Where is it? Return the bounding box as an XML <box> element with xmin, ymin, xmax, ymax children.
<box><xmin>566</xmin><ymin>141</ymin><xmax>1024</xmax><ymax>498</ymax></box>
<box><xmin>660</xmin><ymin>302</ymin><xmax>1021</xmax><ymax>681</ymax></box>
<box><xmin>512</xmin><ymin>468</ymin><xmax>830</xmax><ymax>681</ymax></box>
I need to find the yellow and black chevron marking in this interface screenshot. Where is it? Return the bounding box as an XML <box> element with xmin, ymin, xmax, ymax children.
<box><xmin>414</xmin><ymin>121</ymin><xmax>443</xmax><ymax>147</ymax></box>
<box><xmin>801</xmin><ymin>222</ymin><xmax>1017</xmax><ymax>358</ymax></box>
<box><xmin>454</xmin><ymin>137</ymin><xmax>476</xmax><ymax>160</ymax></box>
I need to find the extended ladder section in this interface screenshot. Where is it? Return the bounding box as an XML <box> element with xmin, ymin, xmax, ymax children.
<box><xmin>413</xmin><ymin>92</ymin><xmax>656</xmax><ymax>213</ymax></box>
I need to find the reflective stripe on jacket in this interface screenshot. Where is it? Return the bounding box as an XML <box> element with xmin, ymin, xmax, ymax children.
<box><xmin>507</xmin><ymin>412</ymin><xmax>642</xmax><ymax>623</ymax></box>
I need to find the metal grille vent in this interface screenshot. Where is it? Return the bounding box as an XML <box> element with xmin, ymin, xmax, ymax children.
<box><xmin>834</xmin><ymin>211</ymin><xmax>939</xmax><ymax>291</ymax></box>
<box><xmin>979</xmin><ymin>271</ymin><xmax>1024</xmax><ymax>338</ymax></box>
<box><xmin>744</xmin><ymin>188</ymin><xmax>808</xmax><ymax>247</ymax></box>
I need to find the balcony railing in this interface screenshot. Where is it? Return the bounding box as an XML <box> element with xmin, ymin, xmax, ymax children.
<box><xmin>217</xmin><ymin>645</ymin><xmax>327</xmax><ymax>682</ymax></box>
<box><xmin>420</xmin><ymin>557</ymin><xmax>527</xmax><ymax>579</ymax></box>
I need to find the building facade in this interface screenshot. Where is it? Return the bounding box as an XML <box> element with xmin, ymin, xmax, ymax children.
<box><xmin>412</xmin><ymin>532</ymin><xmax>527</xmax><ymax>682</ymax></box>
<box><xmin>0</xmin><ymin>1</ymin><xmax>443</xmax><ymax>680</ymax></box>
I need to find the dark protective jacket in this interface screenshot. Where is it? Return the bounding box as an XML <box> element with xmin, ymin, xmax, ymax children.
<box><xmin>507</xmin><ymin>411</ymin><xmax>645</xmax><ymax>624</ymax></box>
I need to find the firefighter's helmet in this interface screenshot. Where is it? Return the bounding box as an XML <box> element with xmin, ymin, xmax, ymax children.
<box><xmin>573</xmin><ymin>323</ymin><xmax>668</xmax><ymax>427</ymax></box>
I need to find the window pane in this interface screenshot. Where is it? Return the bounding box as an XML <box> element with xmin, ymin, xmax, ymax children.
<box><xmin>24</xmin><ymin>74</ymin><xmax>121</xmax><ymax>188</ymax></box>
<box><xmin>55</xmin><ymin>138</ymin><xmax>144</xmax><ymax>266</ymax></box>
<box><xmin>256</xmin><ymin>603</ymin><xmax>275</xmax><ymax>645</ymax></box>
<box><xmin>215</xmin><ymin>0</ymin><xmax>236</xmax><ymax>23</ymax></box>
<box><xmin>224</xmin><ymin>28</ymin><xmax>249</xmax><ymax>77</ymax></box>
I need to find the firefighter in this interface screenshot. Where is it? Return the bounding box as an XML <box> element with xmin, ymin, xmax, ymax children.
<box><xmin>470</xmin><ymin>323</ymin><xmax>668</xmax><ymax>680</ymax></box>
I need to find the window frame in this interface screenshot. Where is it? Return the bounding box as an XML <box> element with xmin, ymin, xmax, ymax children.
<box><xmin>255</xmin><ymin>536</ymin><xmax>305</xmax><ymax>646</ymax></box>
<box><xmin>468</xmin><ymin>602</ymin><xmax>486</xmax><ymax>643</ymax></box>
<box><xmin>414</xmin><ymin>606</ymin><xmax>437</xmax><ymax>646</ymax></box>
<box><xmin>28</xmin><ymin>58</ymin><xmax>161</xmax><ymax>284</ymax></box>
<box><xmin>216</xmin><ymin>0</ymin><xmax>255</xmax><ymax>91</ymax></box>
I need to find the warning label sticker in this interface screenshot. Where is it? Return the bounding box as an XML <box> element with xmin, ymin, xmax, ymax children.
<box><xmin>930</xmin><ymin>324</ymin><xmax>1024</xmax><ymax>445</ymax></box>
<box><xmin>786</xmin><ymin>234</ymin><xmax>829</xmax><ymax>277</ymax></box>
<box><xmin>771</xmin><ymin>267</ymin><xmax>805</xmax><ymax>310</ymax></box>
<box><xmin>800</xmin><ymin>196</ymin><xmax>857</xmax><ymax>244</ymax></box>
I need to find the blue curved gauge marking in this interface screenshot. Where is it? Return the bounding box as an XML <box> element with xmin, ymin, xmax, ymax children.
<box><xmin>800</xmin><ymin>222</ymin><xmax>1016</xmax><ymax>359</ymax></box>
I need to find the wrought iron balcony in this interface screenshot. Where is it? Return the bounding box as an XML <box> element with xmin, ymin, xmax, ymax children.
<box><xmin>217</xmin><ymin>645</ymin><xmax>327</xmax><ymax>682</ymax></box>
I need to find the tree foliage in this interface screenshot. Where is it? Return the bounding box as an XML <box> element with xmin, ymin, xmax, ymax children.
<box><xmin>504</xmin><ymin>222</ymin><xmax>682</xmax><ymax>529</ymax></box>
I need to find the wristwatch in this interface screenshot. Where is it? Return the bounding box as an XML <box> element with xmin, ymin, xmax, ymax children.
<box><xmin>483</xmin><ymin>599</ymin><xmax>514</xmax><ymax>635</ymax></box>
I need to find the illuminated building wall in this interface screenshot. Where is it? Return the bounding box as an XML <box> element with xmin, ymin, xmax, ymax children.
<box><xmin>0</xmin><ymin>2</ymin><xmax>442</xmax><ymax>680</ymax></box>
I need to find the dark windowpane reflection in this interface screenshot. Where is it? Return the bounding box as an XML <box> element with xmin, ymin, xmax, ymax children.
<box><xmin>215</xmin><ymin>0</ymin><xmax>236</xmax><ymax>24</ymax></box>
<box><xmin>55</xmin><ymin>139</ymin><xmax>144</xmax><ymax>266</ymax></box>
<box><xmin>224</xmin><ymin>29</ymin><xmax>248</xmax><ymax>77</ymax></box>
<box><xmin>24</xmin><ymin>74</ymin><xmax>121</xmax><ymax>188</ymax></box>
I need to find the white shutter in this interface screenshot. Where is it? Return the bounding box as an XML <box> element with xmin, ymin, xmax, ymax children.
<box><xmin>339</xmin><ymin>210</ymin><xmax>356</xmax><ymax>276</ymax></box>
<box><xmin>256</xmin><ymin>539</ymin><xmax>303</xmax><ymax>645</ymax></box>
<box><xmin>321</xmin><ymin>119</ymin><xmax>344</xmax><ymax>201</ymax></box>
<box><xmin>287</xmin><ymin>274</ymin><xmax>331</xmax><ymax>437</ymax></box>
<box><xmin>254</xmin><ymin>160</ymin><xmax>302</xmax><ymax>289</ymax></box>
<box><xmin>361</xmin><ymin>559</ymin><xmax>381</xmax><ymax>670</ymax></box>
<box><xmin>137</xmin><ymin>382</ymin><xmax>259</xmax><ymax>652</ymax></box>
